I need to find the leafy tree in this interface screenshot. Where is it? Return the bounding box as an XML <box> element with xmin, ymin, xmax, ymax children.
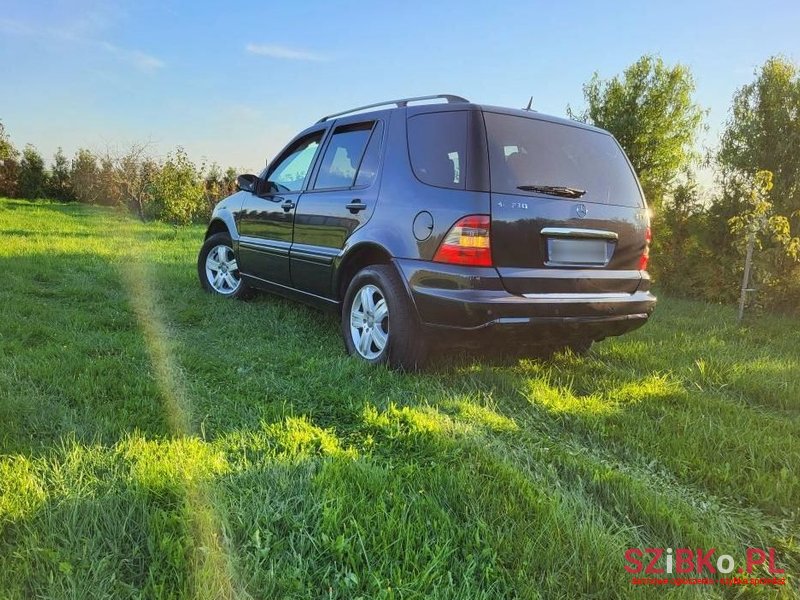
<box><xmin>96</xmin><ymin>155</ymin><xmax>123</xmax><ymax>206</ymax></box>
<box><xmin>715</xmin><ymin>57</ymin><xmax>800</xmax><ymax>313</ymax></box>
<box><xmin>718</xmin><ymin>56</ymin><xmax>800</xmax><ymax>226</ymax></box>
<box><xmin>728</xmin><ymin>170</ymin><xmax>799</xmax><ymax>315</ymax></box>
<box><xmin>70</xmin><ymin>148</ymin><xmax>101</xmax><ymax>204</ymax></box>
<box><xmin>0</xmin><ymin>120</ymin><xmax>19</xmax><ymax>197</ymax></box>
<box><xmin>18</xmin><ymin>145</ymin><xmax>48</xmax><ymax>199</ymax></box>
<box><xmin>151</xmin><ymin>147</ymin><xmax>204</xmax><ymax>224</ymax></box>
<box><xmin>568</xmin><ymin>55</ymin><xmax>705</xmax><ymax>209</ymax></box>
<box><xmin>0</xmin><ymin>121</ymin><xmax>13</xmax><ymax>161</ymax></box>
<box><xmin>47</xmin><ymin>147</ymin><xmax>73</xmax><ymax>201</ymax></box>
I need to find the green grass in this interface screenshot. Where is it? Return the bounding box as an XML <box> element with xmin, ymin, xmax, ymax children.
<box><xmin>0</xmin><ymin>197</ymin><xmax>798</xmax><ymax>599</ymax></box>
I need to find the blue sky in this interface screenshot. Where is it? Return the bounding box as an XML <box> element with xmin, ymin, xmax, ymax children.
<box><xmin>1</xmin><ymin>0</ymin><xmax>799</xmax><ymax>174</ymax></box>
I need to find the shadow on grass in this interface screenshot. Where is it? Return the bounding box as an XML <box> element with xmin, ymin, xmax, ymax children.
<box><xmin>0</xmin><ymin>411</ymin><xmax>725</xmax><ymax>600</ymax></box>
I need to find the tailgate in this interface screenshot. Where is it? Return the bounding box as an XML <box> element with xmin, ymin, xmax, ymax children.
<box><xmin>491</xmin><ymin>195</ymin><xmax>647</xmax><ymax>295</ymax></box>
<box><xmin>483</xmin><ymin>111</ymin><xmax>649</xmax><ymax>296</ymax></box>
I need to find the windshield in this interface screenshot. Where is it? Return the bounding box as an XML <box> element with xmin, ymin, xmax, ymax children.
<box><xmin>484</xmin><ymin>112</ymin><xmax>644</xmax><ymax>207</ymax></box>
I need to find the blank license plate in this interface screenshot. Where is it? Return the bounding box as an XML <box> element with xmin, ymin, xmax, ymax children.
<box><xmin>547</xmin><ymin>238</ymin><xmax>610</xmax><ymax>266</ymax></box>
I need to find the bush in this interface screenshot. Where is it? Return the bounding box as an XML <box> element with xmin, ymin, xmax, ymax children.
<box><xmin>0</xmin><ymin>121</ymin><xmax>19</xmax><ymax>197</ymax></box>
<box><xmin>70</xmin><ymin>149</ymin><xmax>102</xmax><ymax>204</ymax></box>
<box><xmin>149</xmin><ymin>148</ymin><xmax>206</xmax><ymax>224</ymax></box>
<box><xmin>18</xmin><ymin>145</ymin><xmax>48</xmax><ymax>200</ymax></box>
<box><xmin>650</xmin><ymin>179</ymin><xmax>722</xmax><ymax>301</ymax></box>
<box><xmin>47</xmin><ymin>147</ymin><xmax>73</xmax><ymax>202</ymax></box>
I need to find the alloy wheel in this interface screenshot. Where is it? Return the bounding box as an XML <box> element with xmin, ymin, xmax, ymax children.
<box><xmin>205</xmin><ymin>244</ymin><xmax>241</xmax><ymax>295</ymax></box>
<box><xmin>350</xmin><ymin>284</ymin><xmax>389</xmax><ymax>359</ymax></box>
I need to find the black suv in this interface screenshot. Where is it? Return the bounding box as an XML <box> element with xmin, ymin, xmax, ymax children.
<box><xmin>198</xmin><ymin>94</ymin><xmax>656</xmax><ymax>368</ymax></box>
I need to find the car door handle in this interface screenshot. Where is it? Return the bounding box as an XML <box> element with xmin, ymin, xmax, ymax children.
<box><xmin>281</xmin><ymin>200</ymin><xmax>295</xmax><ymax>212</ymax></box>
<box><xmin>346</xmin><ymin>199</ymin><xmax>366</xmax><ymax>214</ymax></box>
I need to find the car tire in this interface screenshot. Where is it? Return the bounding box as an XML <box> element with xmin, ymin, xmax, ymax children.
<box><xmin>197</xmin><ymin>232</ymin><xmax>250</xmax><ymax>299</ymax></box>
<box><xmin>342</xmin><ymin>264</ymin><xmax>428</xmax><ymax>370</ymax></box>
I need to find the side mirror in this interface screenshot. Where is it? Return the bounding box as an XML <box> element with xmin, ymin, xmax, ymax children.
<box><xmin>236</xmin><ymin>173</ymin><xmax>259</xmax><ymax>193</ymax></box>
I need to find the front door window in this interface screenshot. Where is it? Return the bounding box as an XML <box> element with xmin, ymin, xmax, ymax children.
<box><xmin>267</xmin><ymin>133</ymin><xmax>322</xmax><ymax>193</ymax></box>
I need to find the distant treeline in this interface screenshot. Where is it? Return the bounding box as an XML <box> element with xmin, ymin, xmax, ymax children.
<box><xmin>0</xmin><ymin>139</ymin><xmax>240</xmax><ymax>224</ymax></box>
<box><xmin>1</xmin><ymin>54</ymin><xmax>799</xmax><ymax>314</ymax></box>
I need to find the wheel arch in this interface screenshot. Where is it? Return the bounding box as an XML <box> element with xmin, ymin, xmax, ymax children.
<box><xmin>204</xmin><ymin>214</ymin><xmax>239</xmax><ymax>241</ymax></box>
<box><xmin>334</xmin><ymin>243</ymin><xmax>393</xmax><ymax>302</ymax></box>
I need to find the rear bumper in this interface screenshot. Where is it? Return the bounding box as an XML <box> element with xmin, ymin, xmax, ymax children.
<box><xmin>395</xmin><ymin>259</ymin><xmax>656</xmax><ymax>339</ymax></box>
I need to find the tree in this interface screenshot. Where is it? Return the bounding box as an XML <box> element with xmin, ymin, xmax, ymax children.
<box><xmin>568</xmin><ymin>55</ymin><xmax>705</xmax><ymax>209</ymax></box>
<box><xmin>715</xmin><ymin>57</ymin><xmax>800</xmax><ymax>314</ymax></box>
<box><xmin>47</xmin><ymin>147</ymin><xmax>73</xmax><ymax>201</ymax></box>
<box><xmin>201</xmin><ymin>162</ymin><xmax>238</xmax><ymax>217</ymax></box>
<box><xmin>0</xmin><ymin>121</ymin><xmax>13</xmax><ymax>161</ymax></box>
<box><xmin>96</xmin><ymin>155</ymin><xmax>123</xmax><ymax>206</ymax></box>
<box><xmin>101</xmin><ymin>143</ymin><xmax>159</xmax><ymax>219</ymax></box>
<box><xmin>18</xmin><ymin>145</ymin><xmax>48</xmax><ymax>199</ymax></box>
<box><xmin>0</xmin><ymin>120</ymin><xmax>19</xmax><ymax>197</ymax></box>
<box><xmin>718</xmin><ymin>56</ymin><xmax>800</xmax><ymax>227</ymax></box>
<box><xmin>120</xmin><ymin>152</ymin><xmax>159</xmax><ymax>221</ymax></box>
<box><xmin>223</xmin><ymin>167</ymin><xmax>237</xmax><ymax>194</ymax></box>
<box><xmin>70</xmin><ymin>148</ymin><xmax>102</xmax><ymax>204</ymax></box>
<box><xmin>202</xmin><ymin>162</ymin><xmax>225</xmax><ymax>215</ymax></box>
<box><xmin>728</xmin><ymin>170</ymin><xmax>799</xmax><ymax>317</ymax></box>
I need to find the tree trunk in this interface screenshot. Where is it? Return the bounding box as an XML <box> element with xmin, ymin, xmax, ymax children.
<box><xmin>737</xmin><ymin>232</ymin><xmax>755</xmax><ymax>322</ymax></box>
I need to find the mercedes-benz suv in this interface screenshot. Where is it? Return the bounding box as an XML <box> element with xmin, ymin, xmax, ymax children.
<box><xmin>197</xmin><ymin>94</ymin><xmax>656</xmax><ymax>369</ymax></box>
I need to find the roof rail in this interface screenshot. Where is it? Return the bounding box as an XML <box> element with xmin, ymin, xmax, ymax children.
<box><xmin>317</xmin><ymin>94</ymin><xmax>469</xmax><ymax>123</ymax></box>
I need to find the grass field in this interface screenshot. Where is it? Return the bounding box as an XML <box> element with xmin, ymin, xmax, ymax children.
<box><xmin>0</xmin><ymin>197</ymin><xmax>798</xmax><ymax>599</ymax></box>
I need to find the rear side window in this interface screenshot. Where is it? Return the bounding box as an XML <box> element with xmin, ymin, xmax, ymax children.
<box><xmin>484</xmin><ymin>112</ymin><xmax>644</xmax><ymax>207</ymax></box>
<box><xmin>314</xmin><ymin>122</ymin><xmax>374</xmax><ymax>190</ymax></box>
<box><xmin>407</xmin><ymin>111</ymin><xmax>467</xmax><ymax>189</ymax></box>
<box><xmin>354</xmin><ymin>121</ymin><xmax>384</xmax><ymax>188</ymax></box>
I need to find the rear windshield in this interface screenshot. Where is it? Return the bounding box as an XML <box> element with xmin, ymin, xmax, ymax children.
<box><xmin>484</xmin><ymin>112</ymin><xmax>644</xmax><ymax>207</ymax></box>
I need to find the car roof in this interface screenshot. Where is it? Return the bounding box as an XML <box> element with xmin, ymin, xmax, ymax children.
<box><xmin>289</xmin><ymin>98</ymin><xmax>612</xmax><ymax>148</ymax></box>
<box><xmin>312</xmin><ymin>96</ymin><xmax>609</xmax><ymax>135</ymax></box>
<box><xmin>405</xmin><ymin>102</ymin><xmax>609</xmax><ymax>135</ymax></box>
<box><xmin>475</xmin><ymin>104</ymin><xmax>608</xmax><ymax>135</ymax></box>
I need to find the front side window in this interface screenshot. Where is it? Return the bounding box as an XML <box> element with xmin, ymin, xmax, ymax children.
<box><xmin>407</xmin><ymin>111</ymin><xmax>467</xmax><ymax>189</ymax></box>
<box><xmin>314</xmin><ymin>122</ymin><xmax>374</xmax><ymax>190</ymax></box>
<box><xmin>267</xmin><ymin>132</ymin><xmax>323</xmax><ymax>193</ymax></box>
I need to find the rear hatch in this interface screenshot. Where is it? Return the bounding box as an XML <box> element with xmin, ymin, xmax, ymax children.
<box><xmin>484</xmin><ymin>111</ymin><xmax>649</xmax><ymax>295</ymax></box>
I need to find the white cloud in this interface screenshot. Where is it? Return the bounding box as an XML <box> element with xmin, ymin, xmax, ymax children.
<box><xmin>226</xmin><ymin>104</ymin><xmax>263</xmax><ymax>121</ymax></box>
<box><xmin>99</xmin><ymin>42</ymin><xmax>165</xmax><ymax>73</ymax></box>
<box><xmin>245</xmin><ymin>43</ymin><xmax>328</xmax><ymax>62</ymax></box>
<box><xmin>0</xmin><ymin>17</ymin><xmax>164</xmax><ymax>73</ymax></box>
<box><xmin>128</xmin><ymin>51</ymin><xmax>165</xmax><ymax>74</ymax></box>
<box><xmin>0</xmin><ymin>18</ymin><xmax>30</xmax><ymax>35</ymax></box>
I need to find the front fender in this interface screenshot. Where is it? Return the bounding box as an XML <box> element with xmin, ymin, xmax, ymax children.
<box><xmin>207</xmin><ymin>191</ymin><xmax>247</xmax><ymax>241</ymax></box>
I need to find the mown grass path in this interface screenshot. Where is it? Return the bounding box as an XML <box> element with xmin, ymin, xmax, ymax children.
<box><xmin>0</xmin><ymin>199</ymin><xmax>798</xmax><ymax>598</ymax></box>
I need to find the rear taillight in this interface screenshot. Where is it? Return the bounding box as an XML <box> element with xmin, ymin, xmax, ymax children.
<box><xmin>433</xmin><ymin>215</ymin><xmax>492</xmax><ymax>267</ymax></box>
<box><xmin>638</xmin><ymin>226</ymin><xmax>652</xmax><ymax>271</ymax></box>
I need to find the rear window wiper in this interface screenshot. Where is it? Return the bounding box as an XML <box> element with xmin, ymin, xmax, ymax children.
<box><xmin>516</xmin><ymin>185</ymin><xmax>586</xmax><ymax>198</ymax></box>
